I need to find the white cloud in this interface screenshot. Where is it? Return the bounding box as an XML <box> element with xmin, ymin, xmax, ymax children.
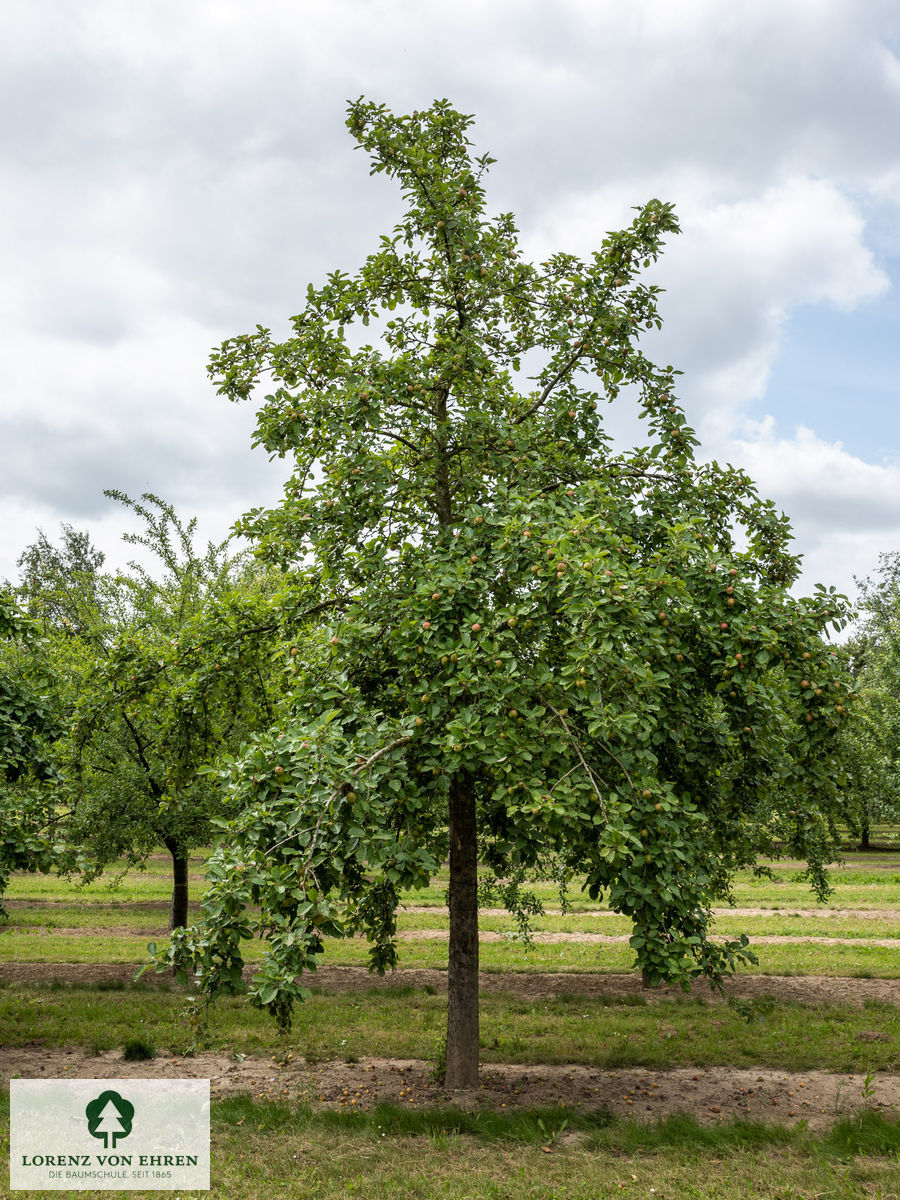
<box><xmin>0</xmin><ymin>0</ymin><xmax>898</xmax><ymax>610</ymax></box>
<box><xmin>724</xmin><ymin>420</ymin><xmax>900</xmax><ymax>607</ymax></box>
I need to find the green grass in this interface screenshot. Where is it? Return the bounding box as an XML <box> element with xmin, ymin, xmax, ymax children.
<box><xmin>4</xmin><ymin>846</ymin><xmax>900</xmax><ymax>1197</ymax></box>
<box><xmin>6</xmin><ymin>851</ymin><xmax>900</xmax><ymax>909</ymax></box>
<box><xmin>5</xmin><ymin>926</ymin><xmax>900</xmax><ymax>978</ymax></box>
<box><xmin>3</xmin><ymin>1091</ymin><xmax>900</xmax><ymax>1199</ymax></box>
<box><xmin>7</xmin><ymin>902</ymin><xmax>900</xmax><ymax>940</ymax></box>
<box><xmin>2</xmin><ymin>982</ymin><xmax>898</xmax><ymax>1073</ymax></box>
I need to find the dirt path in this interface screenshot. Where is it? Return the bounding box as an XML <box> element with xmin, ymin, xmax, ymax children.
<box><xmin>7</xmin><ymin>901</ymin><xmax>899</xmax><ymax>920</ymax></box>
<box><xmin>391</xmin><ymin>930</ymin><xmax>900</xmax><ymax>948</ymax></box>
<box><xmin>0</xmin><ymin>1046</ymin><xmax>895</xmax><ymax>1132</ymax></box>
<box><xmin>6</xmin><ymin>925</ymin><xmax>900</xmax><ymax>947</ymax></box>
<box><xmin>400</xmin><ymin>905</ymin><xmax>900</xmax><ymax>921</ymax></box>
<box><xmin>2</xmin><ymin>962</ymin><xmax>898</xmax><ymax>1007</ymax></box>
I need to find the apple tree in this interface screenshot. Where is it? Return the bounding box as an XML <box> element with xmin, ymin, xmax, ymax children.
<box><xmin>160</xmin><ymin>99</ymin><xmax>852</xmax><ymax>1085</ymax></box>
<box><xmin>0</xmin><ymin>590</ymin><xmax>67</xmax><ymax>909</ymax></box>
<box><xmin>839</xmin><ymin>558</ymin><xmax>900</xmax><ymax>849</ymax></box>
<box><xmin>46</xmin><ymin>494</ymin><xmax>284</xmax><ymax>929</ymax></box>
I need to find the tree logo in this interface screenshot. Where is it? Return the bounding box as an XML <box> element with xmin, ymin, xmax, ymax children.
<box><xmin>85</xmin><ymin>1090</ymin><xmax>134</xmax><ymax>1149</ymax></box>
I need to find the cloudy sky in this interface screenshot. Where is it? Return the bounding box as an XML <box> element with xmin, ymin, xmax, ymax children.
<box><xmin>2</xmin><ymin>0</ymin><xmax>899</xmax><ymax>624</ymax></box>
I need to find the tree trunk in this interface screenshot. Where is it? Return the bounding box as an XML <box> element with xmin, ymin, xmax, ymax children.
<box><xmin>444</xmin><ymin>772</ymin><xmax>479</xmax><ymax>1088</ymax></box>
<box><xmin>165</xmin><ymin>838</ymin><xmax>190</xmax><ymax>930</ymax></box>
<box><xmin>859</xmin><ymin>810</ymin><xmax>871</xmax><ymax>852</ymax></box>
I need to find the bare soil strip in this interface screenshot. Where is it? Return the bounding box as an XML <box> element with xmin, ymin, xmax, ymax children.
<box><xmin>1</xmin><ymin>963</ymin><xmax>897</xmax><ymax>1007</ymax></box>
<box><xmin>400</xmin><ymin>906</ymin><xmax>900</xmax><ymax>921</ymax></box>
<box><xmin>391</xmin><ymin>930</ymin><xmax>900</xmax><ymax>948</ymax></box>
<box><xmin>6</xmin><ymin>900</ymin><xmax>900</xmax><ymax>921</ymax></box>
<box><xmin>0</xmin><ymin>1046</ymin><xmax>896</xmax><ymax>1132</ymax></box>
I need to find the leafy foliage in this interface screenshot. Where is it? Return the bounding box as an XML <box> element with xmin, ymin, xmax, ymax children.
<box><xmin>58</xmin><ymin>494</ymin><xmax>282</xmax><ymax>924</ymax></box>
<box><xmin>841</xmin><ymin>556</ymin><xmax>900</xmax><ymax>846</ymax></box>
<box><xmin>0</xmin><ymin>590</ymin><xmax>66</xmax><ymax>909</ymax></box>
<box><xmin>158</xmin><ymin>100</ymin><xmax>852</xmax><ymax>1061</ymax></box>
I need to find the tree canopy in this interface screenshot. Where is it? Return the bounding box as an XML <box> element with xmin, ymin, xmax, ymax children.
<box><xmin>840</xmin><ymin>556</ymin><xmax>900</xmax><ymax>849</ymax></box>
<box><xmin>0</xmin><ymin>590</ymin><xmax>65</xmax><ymax>908</ymax></box>
<box><xmin>4</xmin><ymin>495</ymin><xmax>283</xmax><ymax>928</ymax></box>
<box><xmin>159</xmin><ymin>98</ymin><xmax>853</xmax><ymax>1085</ymax></box>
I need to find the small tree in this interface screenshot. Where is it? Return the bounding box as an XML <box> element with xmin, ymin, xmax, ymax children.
<box><xmin>162</xmin><ymin>99</ymin><xmax>852</xmax><ymax>1085</ymax></box>
<box><xmin>25</xmin><ymin>495</ymin><xmax>282</xmax><ymax>929</ymax></box>
<box><xmin>840</xmin><ymin>558</ymin><xmax>900</xmax><ymax>849</ymax></box>
<box><xmin>0</xmin><ymin>591</ymin><xmax>66</xmax><ymax>909</ymax></box>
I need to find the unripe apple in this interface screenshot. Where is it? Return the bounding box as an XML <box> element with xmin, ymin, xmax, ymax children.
<box><xmin>450</xmin><ymin>653</ymin><xmax>458</xmax><ymax>662</ymax></box>
<box><xmin>654</xmin><ymin>803</ymin><xmax>663</xmax><ymax>812</ymax></box>
<box><xmin>421</xmin><ymin>694</ymin><xmax>430</xmax><ymax>703</ymax></box>
<box><xmin>432</xmin><ymin>592</ymin><xmax>441</xmax><ymax>600</ymax></box>
<box><xmin>641</xmin><ymin>789</ymin><xmax>652</xmax><ymax>799</ymax></box>
<box><xmin>274</xmin><ymin>766</ymin><xmax>284</xmax><ymax>776</ymax></box>
<box><xmin>508</xmin><ymin>708</ymin><xmax>518</xmax><ymax>718</ymax></box>
<box><xmin>441</xmin><ymin>655</ymin><xmax>449</xmax><ymax>665</ymax></box>
<box><xmin>507</xmin><ymin>616</ymin><xmax>517</xmax><ymax>626</ymax></box>
<box><xmin>415</xmin><ymin>716</ymin><xmax>424</xmax><ymax>726</ymax></box>
<box><xmin>801</xmin><ymin>680</ymin><xmax>809</xmax><ymax>688</ymax></box>
<box><xmin>330</xmin><ymin>636</ymin><xmax>339</xmax><ymax>645</ymax></box>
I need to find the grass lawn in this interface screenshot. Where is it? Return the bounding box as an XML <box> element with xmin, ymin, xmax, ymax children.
<box><xmin>2</xmin><ymin>981</ymin><xmax>899</xmax><ymax>1074</ymax></box>
<box><xmin>3</xmin><ymin>844</ymin><xmax>900</xmax><ymax>1198</ymax></box>
<box><xmin>2</xmin><ymin>1091</ymin><xmax>900</xmax><ymax>1199</ymax></box>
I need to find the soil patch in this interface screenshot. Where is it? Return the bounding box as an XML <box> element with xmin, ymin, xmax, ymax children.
<box><xmin>0</xmin><ymin>1046</ymin><xmax>895</xmax><ymax>1132</ymax></box>
<box><xmin>392</xmin><ymin>930</ymin><xmax>900</xmax><ymax>948</ymax></box>
<box><xmin>401</xmin><ymin>906</ymin><xmax>900</xmax><ymax>921</ymax></box>
<box><xmin>1</xmin><ymin>963</ymin><xmax>897</xmax><ymax>1008</ymax></box>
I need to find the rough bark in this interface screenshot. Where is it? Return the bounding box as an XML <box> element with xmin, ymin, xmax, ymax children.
<box><xmin>444</xmin><ymin>771</ymin><xmax>479</xmax><ymax>1088</ymax></box>
<box><xmin>165</xmin><ymin>838</ymin><xmax>190</xmax><ymax>930</ymax></box>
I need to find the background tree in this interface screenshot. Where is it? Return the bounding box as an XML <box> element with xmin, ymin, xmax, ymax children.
<box><xmin>840</xmin><ymin>557</ymin><xmax>900</xmax><ymax>850</ymax></box>
<box><xmin>15</xmin><ymin>523</ymin><xmax>108</xmax><ymax>636</ymax></box>
<box><xmin>0</xmin><ymin>590</ymin><xmax>66</xmax><ymax>910</ymax></box>
<box><xmin>160</xmin><ymin>98</ymin><xmax>852</xmax><ymax>1086</ymax></box>
<box><xmin>61</xmin><ymin>492</ymin><xmax>284</xmax><ymax>929</ymax></box>
<box><xmin>8</xmin><ymin>494</ymin><xmax>284</xmax><ymax>929</ymax></box>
